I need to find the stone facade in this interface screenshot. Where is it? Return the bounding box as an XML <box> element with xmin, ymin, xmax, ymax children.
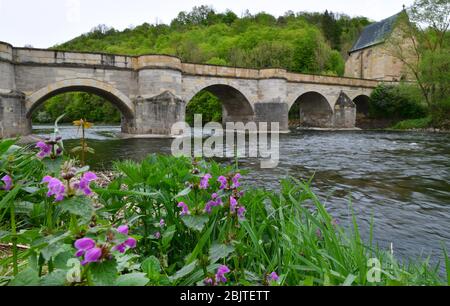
<box><xmin>344</xmin><ymin>39</ymin><xmax>411</xmax><ymax>81</ymax></box>
<box><xmin>0</xmin><ymin>41</ymin><xmax>382</xmax><ymax>138</ymax></box>
<box><xmin>345</xmin><ymin>12</ymin><xmax>414</xmax><ymax>81</ymax></box>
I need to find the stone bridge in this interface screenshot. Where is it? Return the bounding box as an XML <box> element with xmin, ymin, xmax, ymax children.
<box><xmin>0</xmin><ymin>41</ymin><xmax>380</xmax><ymax>138</ymax></box>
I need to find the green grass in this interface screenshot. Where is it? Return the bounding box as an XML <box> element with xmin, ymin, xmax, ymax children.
<box><xmin>391</xmin><ymin>117</ymin><xmax>432</xmax><ymax>130</ymax></box>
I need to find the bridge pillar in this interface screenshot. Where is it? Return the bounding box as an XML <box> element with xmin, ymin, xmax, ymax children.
<box><xmin>134</xmin><ymin>91</ymin><xmax>185</xmax><ymax>135</ymax></box>
<box><xmin>0</xmin><ymin>42</ymin><xmax>31</xmax><ymax>138</ymax></box>
<box><xmin>0</xmin><ymin>91</ymin><xmax>31</xmax><ymax>138</ymax></box>
<box><xmin>332</xmin><ymin>91</ymin><xmax>356</xmax><ymax>128</ymax></box>
<box><xmin>256</xmin><ymin>73</ymin><xmax>289</xmax><ymax>131</ymax></box>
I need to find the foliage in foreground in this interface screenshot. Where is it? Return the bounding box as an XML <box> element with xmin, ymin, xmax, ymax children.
<box><xmin>0</xmin><ymin>138</ymin><xmax>449</xmax><ymax>286</ymax></box>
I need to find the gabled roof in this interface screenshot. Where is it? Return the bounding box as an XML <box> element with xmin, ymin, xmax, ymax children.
<box><xmin>350</xmin><ymin>12</ymin><xmax>402</xmax><ymax>53</ymax></box>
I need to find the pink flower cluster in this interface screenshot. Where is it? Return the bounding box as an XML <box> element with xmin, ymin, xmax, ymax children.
<box><xmin>42</xmin><ymin>171</ymin><xmax>98</xmax><ymax>202</ymax></box>
<box><xmin>112</xmin><ymin>225</ymin><xmax>137</xmax><ymax>253</ymax></box>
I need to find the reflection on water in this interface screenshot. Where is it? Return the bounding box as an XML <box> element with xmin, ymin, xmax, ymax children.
<box><xmin>33</xmin><ymin>125</ymin><xmax>450</xmax><ymax>268</ymax></box>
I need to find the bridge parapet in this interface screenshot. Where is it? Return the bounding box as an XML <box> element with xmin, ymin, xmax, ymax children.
<box><xmin>135</xmin><ymin>55</ymin><xmax>182</xmax><ymax>71</ymax></box>
<box><xmin>285</xmin><ymin>72</ymin><xmax>379</xmax><ymax>88</ymax></box>
<box><xmin>10</xmin><ymin>47</ymin><xmax>134</xmax><ymax>68</ymax></box>
<box><xmin>0</xmin><ymin>41</ymin><xmax>13</xmax><ymax>62</ymax></box>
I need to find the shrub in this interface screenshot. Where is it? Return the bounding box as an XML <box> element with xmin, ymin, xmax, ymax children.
<box><xmin>369</xmin><ymin>84</ymin><xmax>427</xmax><ymax>120</ymax></box>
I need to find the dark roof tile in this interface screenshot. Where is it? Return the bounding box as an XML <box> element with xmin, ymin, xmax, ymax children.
<box><xmin>350</xmin><ymin>12</ymin><xmax>402</xmax><ymax>53</ymax></box>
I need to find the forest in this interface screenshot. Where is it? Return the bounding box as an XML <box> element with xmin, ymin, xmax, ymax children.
<box><xmin>33</xmin><ymin>7</ymin><xmax>371</xmax><ymax>124</ymax></box>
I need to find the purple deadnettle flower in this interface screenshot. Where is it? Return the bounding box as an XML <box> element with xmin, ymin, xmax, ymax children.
<box><xmin>36</xmin><ymin>141</ymin><xmax>52</xmax><ymax>159</ymax></box>
<box><xmin>215</xmin><ymin>265</ymin><xmax>230</xmax><ymax>284</ymax></box>
<box><xmin>268</xmin><ymin>272</ymin><xmax>280</xmax><ymax>282</ymax></box>
<box><xmin>1</xmin><ymin>175</ymin><xmax>13</xmax><ymax>191</ymax></box>
<box><xmin>82</xmin><ymin>247</ymin><xmax>102</xmax><ymax>266</ymax></box>
<box><xmin>232</xmin><ymin>173</ymin><xmax>242</xmax><ymax>189</ymax></box>
<box><xmin>42</xmin><ymin>176</ymin><xmax>66</xmax><ymax>202</ymax></box>
<box><xmin>113</xmin><ymin>225</ymin><xmax>137</xmax><ymax>253</ymax></box>
<box><xmin>74</xmin><ymin>238</ymin><xmax>102</xmax><ymax>265</ymax></box>
<box><xmin>76</xmin><ymin>172</ymin><xmax>98</xmax><ymax>196</ymax></box>
<box><xmin>125</xmin><ymin>237</ymin><xmax>137</xmax><ymax>248</ymax></box>
<box><xmin>113</xmin><ymin>237</ymin><xmax>137</xmax><ymax>254</ymax></box>
<box><xmin>204</xmin><ymin>277</ymin><xmax>214</xmax><ymax>286</ymax></box>
<box><xmin>74</xmin><ymin>238</ymin><xmax>96</xmax><ymax>257</ymax></box>
<box><xmin>160</xmin><ymin>219</ymin><xmax>165</xmax><ymax>228</ymax></box>
<box><xmin>154</xmin><ymin>232</ymin><xmax>161</xmax><ymax>239</ymax></box>
<box><xmin>230</xmin><ymin>197</ymin><xmax>238</xmax><ymax>213</ymax></box>
<box><xmin>178</xmin><ymin>202</ymin><xmax>190</xmax><ymax>216</ymax></box>
<box><xmin>117</xmin><ymin>225</ymin><xmax>129</xmax><ymax>235</ymax></box>
<box><xmin>218</xmin><ymin>176</ymin><xmax>228</xmax><ymax>190</ymax></box>
<box><xmin>199</xmin><ymin>174</ymin><xmax>212</xmax><ymax>190</ymax></box>
<box><xmin>237</xmin><ymin>206</ymin><xmax>247</xmax><ymax>220</ymax></box>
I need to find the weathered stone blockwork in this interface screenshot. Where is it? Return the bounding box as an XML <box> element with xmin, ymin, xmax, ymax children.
<box><xmin>0</xmin><ymin>41</ymin><xmax>382</xmax><ymax>138</ymax></box>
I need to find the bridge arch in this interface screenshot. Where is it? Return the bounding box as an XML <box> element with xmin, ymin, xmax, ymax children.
<box><xmin>353</xmin><ymin>94</ymin><xmax>370</xmax><ymax>116</ymax></box>
<box><xmin>26</xmin><ymin>79</ymin><xmax>135</xmax><ymax>119</ymax></box>
<box><xmin>186</xmin><ymin>84</ymin><xmax>255</xmax><ymax>124</ymax></box>
<box><xmin>289</xmin><ymin>91</ymin><xmax>333</xmax><ymax>127</ymax></box>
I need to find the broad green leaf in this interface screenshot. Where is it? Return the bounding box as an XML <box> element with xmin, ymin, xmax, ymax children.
<box><xmin>182</xmin><ymin>215</ymin><xmax>209</xmax><ymax>232</ymax></box>
<box><xmin>8</xmin><ymin>268</ymin><xmax>40</xmax><ymax>286</ymax></box>
<box><xmin>59</xmin><ymin>197</ymin><xmax>94</xmax><ymax>220</ymax></box>
<box><xmin>53</xmin><ymin>251</ymin><xmax>75</xmax><ymax>271</ymax></box>
<box><xmin>209</xmin><ymin>243</ymin><xmax>234</xmax><ymax>264</ymax></box>
<box><xmin>169</xmin><ymin>260</ymin><xmax>198</xmax><ymax>281</ymax></box>
<box><xmin>115</xmin><ymin>273</ymin><xmax>149</xmax><ymax>286</ymax></box>
<box><xmin>141</xmin><ymin>256</ymin><xmax>161</xmax><ymax>280</ymax></box>
<box><xmin>40</xmin><ymin>270</ymin><xmax>67</xmax><ymax>286</ymax></box>
<box><xmin>40</xmin><ymin>233</ymin><xmax>71</xmax><ymax>261</ymax></box>
<box><xmin>88</xmin><ymin>260</ymin><xmax>118</xmax><ymax>286</ymax></box>
<box><xmin>173</xmin><ymin>187</ymin><xmax>192</xmax><ymax>199</ymax></box>
<box><xmin>0</xmin><ymin>138</ymin><xmax>17</xmax><ymax>155</ymax></box>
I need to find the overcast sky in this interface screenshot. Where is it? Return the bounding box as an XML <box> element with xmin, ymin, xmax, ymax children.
<box><xmin>0</xmin><ymin>0</ymin><xmax>414</xmax><ymax>48</ymax></box>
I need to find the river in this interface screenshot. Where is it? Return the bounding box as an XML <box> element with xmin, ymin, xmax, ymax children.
<box><xmin>33</xmin><ymin>124</ymin><xmax>450</xmax><ymax>269</ymax></box>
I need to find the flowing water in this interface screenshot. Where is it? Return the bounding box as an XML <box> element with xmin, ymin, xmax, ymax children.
<box><xmin>33</xmin><ymin>125</ymin><xmax>450</xmax><ymax>268</ymax></box>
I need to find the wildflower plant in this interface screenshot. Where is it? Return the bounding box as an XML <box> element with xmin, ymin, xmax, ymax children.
<box><xmin>1</xmin><ymin>145</ymin><xmax>449</xmax><ymax>286</ymax></box>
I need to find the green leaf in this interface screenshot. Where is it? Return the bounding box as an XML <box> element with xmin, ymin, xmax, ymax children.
<box><xmin>141</xmin><ymin>256</ymin><xmax>161</xmax><ymax>280</ymax></box>
<box><xmin>115</xmin><ymin>273</ymin><xmax>149</xmax><ymax>286</ymax></box>
<box><xmin>0</xmin><ymin>138</ymin><xmax>17</xmax><ymax>155</ymax></box>
<box><xmin>15</xmin><ymin>201</ymin><xmax>34</xmax><ymax>215</ymax></box>
<box><xmin>185</xmin><ymin>223</ymin><xmax>214</xmax><ymax>264</ymax></box>
<box><xmin>88</xmin><ymin>260</ymin><xmax>118</xmax><ymax>286</ymax></box>
<box><xmin>209</xmin><ymin>243</ymin><xmax>235</xmax><ymax>264</ymax></box>
<box><xmin>8</xmin><ymin>268</ymin><xmax>40</xmax><ymax>286</ymax></box>
<box><xmin>0</xmin><ymin>230</ymin><xmax>10</xmax><ymax>240</ymax></box>
<box><xmin>53</xmin><ymin>251</ymin><xmax>75</xmax><ymax>271</ymax></box>
<box><xmin>40</xmin><ymin>270</ymin><xmax>67</xmax><ymax>286</ymax></box>
<box><xmin>169</xmin><ymin>260</ymin><xmax>198</xmax><ymax>281</ymax></box>
<box><xmin>162</xmin><ymin>225</ymin><xmax>176</xmax><ymax>250</ymax></box>
<box><xmin>59</xmin><ymin>197</ymin><xmax>94</xmax><ymax>220</ymax></box>
<box><xmin>182</xmin><ymin>215</ymin><xmax>209</xmax><ymax>232</ymax></box>
<box><xmin>173</xmin><ymin>187</ymin><xmax>192</xmax><ymax>199</ymax></box>
<box><xmin>343</xmin><ymin>274</ymin><xmax>357</xmax><ymax>286</ymax></box>
<box><xmin>40</xmin><ymin>233</ymin><xmax>71</xmax><ymax>261</ymax></box>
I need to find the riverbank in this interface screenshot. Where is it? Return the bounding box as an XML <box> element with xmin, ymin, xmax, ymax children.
<box><xmin>1</xmin><ymin>139</ymin><xmax>449</xmax><ymax>286</ymax></box>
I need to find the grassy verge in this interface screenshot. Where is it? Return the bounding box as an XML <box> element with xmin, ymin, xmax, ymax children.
<box><xmin>391</xmin><ymin>117</ymin><xmax>433</xmax><ymax>130</ymax></box>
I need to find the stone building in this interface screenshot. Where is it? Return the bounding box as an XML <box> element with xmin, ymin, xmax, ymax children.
<box><xmin>345</xmin><ymin>11</ymin><xmax>412</xmax><ymax>81</ymax></box>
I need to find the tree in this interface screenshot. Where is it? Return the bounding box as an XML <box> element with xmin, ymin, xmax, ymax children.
<box><xmin>385</xmin><ymin>0</ymin><xmax>450</xmax><ymax>107</ymax></box>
